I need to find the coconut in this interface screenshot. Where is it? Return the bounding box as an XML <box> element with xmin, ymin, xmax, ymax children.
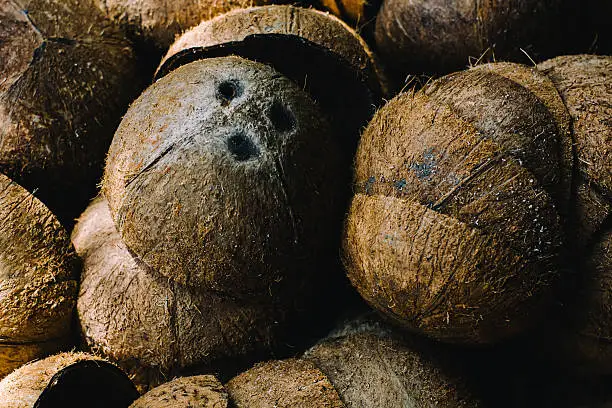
<box><xmin>374</xmin><ymin>0</ymin><xmax>563</xmax><ymax>76</ymax></box>
<box><xmin>344</xmin><ymin>62</ymin><xmax>567</xmax><ymax>343</ymax></box>
<box><xmin>226</xmin><ymin>359</ymin><xmax>345</xmax><ymax>407</ymax></box>
<box><xmin>74</xmin><ymin>197</ymin><xmax>287</xmax><ymax>390</ymax></box>
<box><xmin>535</xmin><ymin>55</ymin><xmax>612</xmax><ymax>372</ymax></box>
<box><xmin>0</xmin><ymin>0</ymin><xmax>141</xmax><ymax>226</ymax></box>
<box><xmin>94</xmin><ymin>0</ymin><xmax>284</xmax><ymax>53</ymax></box>
<box><xmin>303</xmin><ymin>317</ymin><xmax>481</xmax><ymax>408</ymax></box>
<box><xmin>0</xmin><ymin>173</ymin><xmax>78</xmax><ymax>378</ymax></box>
<box><xmin>103</xmin><ymin>56</ymin><xmax>346</xmax><ymax>300</ymax></box>
<box><xmin>0</xmin><ymin>352</ymin><xmax>138</xmax><ymax>408</ymax></box>
<box><xmin>130</xmin><ymin>375</ymin><xmax>228</xmax><ymax>407</ymax></box>
<box><xmin>157</xmin><ymin>5</ymin><xmax>387</xmax><ymax>152</ymax></box>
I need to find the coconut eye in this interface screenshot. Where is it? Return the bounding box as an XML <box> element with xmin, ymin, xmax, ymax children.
<box><xmin>268</xmin><ymin>101</ymin><xmax>296</xmax><ymax>132</ymax></box>
<box><xmin>217</xmin><ymin>80</ymin><xmax>243</xmax><ymax>105</ymax></box>
<box><xmin>227</xmin><ymin>131</ymin><xmax>259</xmax><ymax>162</ymax></box>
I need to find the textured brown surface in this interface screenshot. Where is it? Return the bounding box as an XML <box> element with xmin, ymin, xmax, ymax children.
<box><xmin>130</xmin><ymin>375</ymin><xmax>228</xmax><ymax>407</ymax></box>
<box><xmin>95</xmin><ymin>0</ymin><xmax>282</xmax><ymax>51</ymax></box>
<box><xmin>0</xmin><ymin>0</ymin><xmax>141</xmax><ymax>226</ymax></box>
<box><xmin>0</xmin><ymin>173</ymin><xmax>78</xmax><ymax>378</ymax></box>
<box><xmin>345</xmin><ymin>66</ymin><xmax>565</xmax><ymax>343</ymax></box>
<box><xmin>226</xmin><ymin>359</ymin><xmax>344</xmax><ymax>408</ymax></box>
<box><xmin>104</xmin><ymin>56</ymin><xmax>346</xmax><ymax>300</ymax></box>
<box><xmin>157</xmin><ymin>5</ymin><xmax>387</xmax><ymax>151</ymax></box>
<box><xmin>375</xmin><ymin>0</ymin><xmax>562</xmax><ymax>75</ymax></box>
<box><xmin>304</xmin><ymin>319</ymin><xmax>481</xmax><ymax>408</ymax></box>
<box><xmin>538</xmin><ymin>55</ymin><xmax>612</xmax><ymax>244</ymax></box>
<box><xmin>536</xmin><ymin>55</ymin><xmax>612</xmax><ymax>373</ymax></box>
<box><xmin>74</xmin><ymin>197</ymin><xmax>286</xmax><ymax>390</ymax></box>
<box><xmin>317</xmin><ymin>0</ymin><xmax>381</xmax><ymax>27</ymax></box>
<box><xmin>0</xmin><ymin>352</ymin><xmax>137</xmax><ymax>408</ymax></box>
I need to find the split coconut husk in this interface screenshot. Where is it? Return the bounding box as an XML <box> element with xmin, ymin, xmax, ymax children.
<box><xmin>0</xmin><ymin>173</ymin><xmax>78</xmax><ymax>378</ymax></box>
<box><xmin>0</xmin><ymin>0</ymin><xmax>142</xmax><ymax>226</ymax></box>
<box><xmin>157</xmin><ymin>5</ymin><xmax>388</xmax><ymax>152</ymax></box>
<box><xmin>0</xmin><ymin>352</ymin><xmax>138</xmax><ymax>408</ymax></box>
<box><xmin>345</xmin><ymin>62</ymin><xmax>568</xmax><ymax>343</ymax></box>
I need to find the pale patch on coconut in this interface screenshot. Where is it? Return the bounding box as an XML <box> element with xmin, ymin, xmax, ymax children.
<box><xmin>130</xmin><ymin>375</ymin><xmax>228</xmax><ymax>407</ymax></box>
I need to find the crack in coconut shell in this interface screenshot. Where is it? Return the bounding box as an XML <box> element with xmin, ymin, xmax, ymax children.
<box><xmin>347</xmin><ymin>78</ymin><xmax>563</xmax><ymax>343</ymax></box>
<box><xmin>0</xmin><ymin>0</ymin><xmax>141</xmax><ymax>226</ymax></box>
<box><xmin>303</xmin><ymin>317</ymin><xmax>482</xmax><ymax>408</ymax></box>
<box><xmin>73</xmin><ymin>197</ymin><xmax>291</xmax><ymax>390</ymax></box>
<box><xmin>130</xmin><ymin>375</ymin><xmax>229</xmax><ymax>408</ymax></box>
<box><xmin>0</xmin><ymin>352</ymin><xmax>138</xmax><ymax>407</ymax></box>
<box><xmin>155</xmin><ymin>5</ymin><xmax>387</xmax><ymax>154</ymax></box>
<box><xmin>0</xmin><ymin>173</ymin><xmax>78</xmax><ymax>378</ymax></box>
<box><xmin>226</xmin><ymin>359</ymin><xmax>345</xmax><ymax>408</ymax></box>
<box><xmin>103</xmin><ymin>57</ymin><xmax>347</xmax><ymax>300</ymax></box>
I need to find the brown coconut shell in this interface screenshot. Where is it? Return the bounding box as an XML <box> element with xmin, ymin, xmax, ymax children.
<box><xmin>130</xmin><ymin>375</ymin><xmax>228</xmax><ymax>407</ymax></box>
<box><xmin>303</xmin><ymin>318</ymin><xmax>481</xmax><ymax>408</ymax></box>
<box><xmin>94</xmin><ymin>0</ymin><xmax>284</xmax><ymax>52</ymax></box>
<box><xmin>103</xmin><ymin>56</ymin><xmax>346</xmax><ymax>300</ymax></box>
<box><xmin>0</xmin><ymin>173</ymin><xmax>78</xmax><ymax>378</ymax></box>
<box><xmin>73</xmin><ymin>196</ymin><xmax>287</xmax><ymax>390</ymax></box>
<box><xmin>345</xmin><ymin>64</ymin><xmax>566</xmax><ymax>343</ymax></box>
<box><xmin>0</xmin><ymin>0</ymin><xmax>141</xmax><ymax>226</ymax></box>
<box><xmin>226</xmin><ymin>359</ymin><xmax>345</xmax><ymax>408</ymax></box>
<box><xmin>375</xmin><ymin>0</ymin><xmax>563</xmax><ymax>76</ymax></box>
<box><xmin>536</xmin><ymin>55</ymin><xmax>612</xmax><ymax>373</ymax></box>
<box><xmin>0</xmin><ymin>352</ymin><xmax>138</xmax><ymax>407</ymax></box>
<box><xmin>156</xmin><ymin>5</ymin><xmax>387</xmax><ymax>152</ymax></box>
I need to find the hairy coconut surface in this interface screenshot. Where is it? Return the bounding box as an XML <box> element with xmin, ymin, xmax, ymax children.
<box><xmin>0</xmin><ymin>0</ymin><xmax>141</xmax><ymax>226</ymax></box>
<box><xmin>538</xmin><ymin>55</ymin><xmax>611</xmax><ymax>244</ymax></box>
<box><xmin>94</xmin><ymin>0</ymin><xmax>283</xmax><ymax>52</ymax></box>
<box><xmin>74</xmin><ymin>197</ymin><xmax>287</xmax><ymax>390</ymax></box>
<box><xmin>226</xmin><ymin>359</ymin><xmax>345</xmax><ymax>408</ymax></box>
<box><xmin>0</xmin><ymin>352</ymin><xmax>138</xmax><ymax>408</ymax></box>
<box><xmin>304</xmin><ymin>318</ymin><xmax>481</xmax><ymax>408</ymax></box>
<box><xmin>157</xmin><ymin>5</ymin><xmax>387</xmax><ymax>152</ymax></box>
<box><xmin>0</xmin><ymin>173</ymin><xmax>78</xmax><ymax>378</ymax></box>
<box><xmin>534</xmin><ymin>55</ymin><xmax>612</xmax><ymax>373</ymax></box>
<box><xmin>130</xmin><ymin>375</ymin><xmax>228</xmax><ymax>407</ymax></box>
<box><xmin>104</xmin><ymin>56</ymin><xmax>346</xmax><ymax>300</ymax></box>
<box><xmin>345</xmin><ymin>64</ymin><xmax>566</xmax><ymax>343</ymax></box>
<box><xmin>375</xmin><ymin>0</ymin><xmax>562</xmax><ymax>76</ymax></box>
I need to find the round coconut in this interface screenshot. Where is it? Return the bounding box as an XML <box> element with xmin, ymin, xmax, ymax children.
<box><xmin>103</xmin><ymin>56</ymin><xmax>347</xmax><ymax>300</ymax></box>
<box><xmin>535</xmin><ymin>55</ymin><xmax>612</xmax><ymax>373</ymax></box>
<box><xmin>0</xmin><ymin>0</ymin><xmax>141</xmax><ymax>226</ymax></box>
<box><xmin>94</xmin><ymin>0</ymin><xmax>284</xmax><ymax>52</ymax></box>
<box><xmin>74</xmin><ymin>197</ymin><xmax>286</xmax><ymax>390</ymax></box>
<box><xmin>0</xmin><ymin>352</ymin><xmax>138</xmax><ymax>408</ymax></box>
<box><xmin>0</xmin><ymin>173</ymin><xmax>78</xmax><ymax>378</ymax></box>
<box><xmin>345</xmin><ymin>64</ymin><xmax>566</xmax><ymax>344</ymax></box>
<box><xmin>130</xmin><ymin>375</ymin><xmax>228</xmax><ymax>407</ymax></box>
<box><xmin>303</xmin><ymin>318</ymin><xmax>481</xmax><ymax>408</ymax></box>
<box><xmin>157</xmin><ymin>5</ymin><xmax>387</xmax><ymax>151</ymax></box>
<box><xmin>226</xmin><ymin>359</ymin><xmax>344</xmax><ymax>408</ymax></box>
<box><xmin>374</xmin><ymin>0</ymin><xmax>563</xmax><ymax>76</ymax></box>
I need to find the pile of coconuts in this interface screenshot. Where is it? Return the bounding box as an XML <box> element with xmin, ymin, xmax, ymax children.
<box><xmin>0</xmin><ymin>0</ymin><xmax>610</xmax><ymax>407</ymax></box>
